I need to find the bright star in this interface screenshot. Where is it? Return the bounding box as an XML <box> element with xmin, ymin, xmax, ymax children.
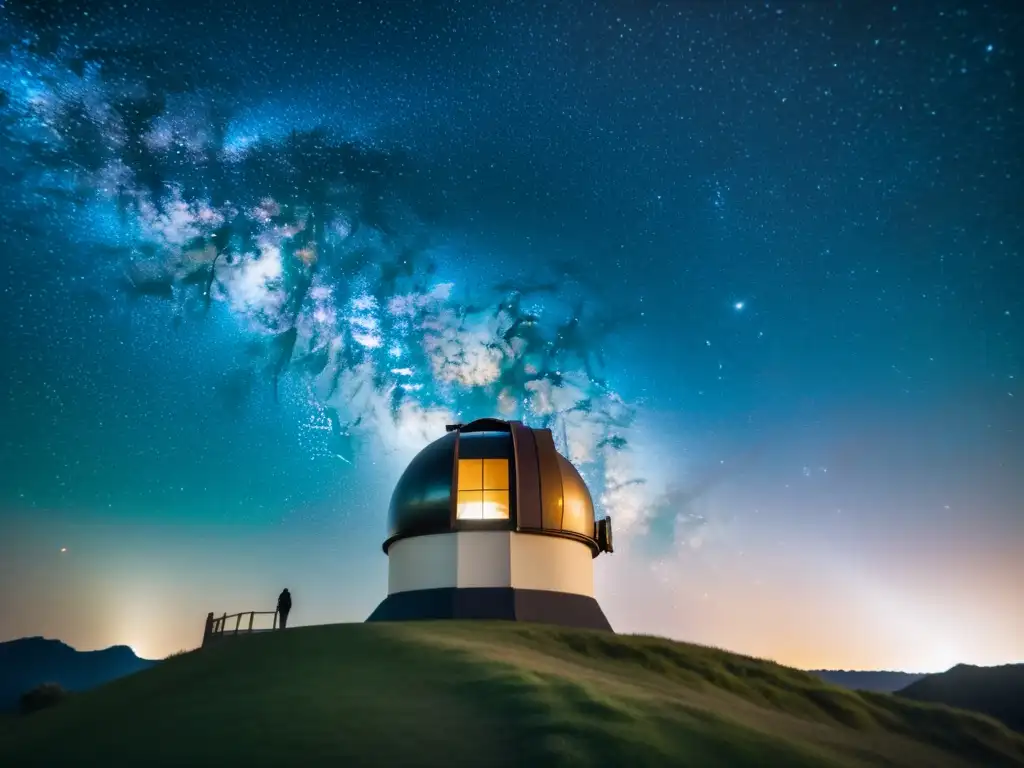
<box><xmin>734</xmin><ymin>301</ymin><xmax>744</xmax><ymax>311</ymax></box>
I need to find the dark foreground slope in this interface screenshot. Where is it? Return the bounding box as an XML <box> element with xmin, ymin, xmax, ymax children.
<box><xmin>0</xmin><ymin>637</ymin><xmax>157</xmax><ymax>712</ymax></box>
<box><xmin>1</xmin><ymin>622</ymin><xmax>1022</xmax><ymax>768</ymax></box>
<box><xmin>898</xmin><ymin>663</ymin><xmax>1024</xmax><ymax>733</ymax></box>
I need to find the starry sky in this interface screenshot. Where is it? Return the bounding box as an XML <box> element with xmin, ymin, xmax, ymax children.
<box><xmin>0</xmin><ymin>0</ymin><xmax>1020</xmax><ymax>671</ymax></box>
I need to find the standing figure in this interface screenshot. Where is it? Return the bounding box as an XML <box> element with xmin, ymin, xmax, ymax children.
<box><xmin>277</xmin><ymin>588</ymin><xmax>292</xmax><ymax>630</ymax></box>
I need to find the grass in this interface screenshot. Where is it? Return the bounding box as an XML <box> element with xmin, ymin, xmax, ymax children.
<box><xmin>1</xmin><ymin>621</ymin><xmax>1022</xmax><ymax>767</ymax></box>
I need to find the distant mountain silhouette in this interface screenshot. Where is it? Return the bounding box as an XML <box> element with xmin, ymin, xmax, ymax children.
<box><xmin>0</xmin><ymin>637</ymin><xmax>157</xmax><ymax>713</ymax></box>
<box><xmin>808</xmin><ymin>669</ymin><xmax>928</xmax><ymax>693</ymax></box>
<box><xmin>897</xmin><ymin>663</ymin><xmax>1024</xmax><ymax>732</ymax></box>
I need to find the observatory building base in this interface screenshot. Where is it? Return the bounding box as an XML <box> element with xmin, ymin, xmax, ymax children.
<box><xmin>367</xmin><ymin>587</ymin><xmax>613</xmax><ymax>631</ymax></box>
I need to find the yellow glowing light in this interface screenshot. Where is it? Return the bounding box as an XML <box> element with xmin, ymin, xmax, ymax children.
<box><xmin>481</xmin><ymin>502</ymin><xmax>506</xmax><ymax>520</ymax></box>
<box><xmin>457</xmin><ymin>490</ymin><xmax>483</xmax><ymax>519</ymax></box>
<box><xmin>458</xmin><ymin>459</ymin><xmax>483</xmax><ymax>491</ymax></box>
<box><xmin>456</xmin><ymin>458</ymin><xmax>509</xmax><ymax>520</ymax></box>
<box><xmin>482</xmin><ymin>458</ymin><xmax>507</xmax><ymax>490</ymax></box>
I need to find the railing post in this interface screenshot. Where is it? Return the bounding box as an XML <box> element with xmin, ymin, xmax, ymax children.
<box><xmin>203</xmin><ymin>609</ymin><xmax>282</xmax><ymax>645</ymax></box>
<box><xmin>202</xmin><ymin>612</ymin><xmax>214</xmax><ymax>647</ymax></box>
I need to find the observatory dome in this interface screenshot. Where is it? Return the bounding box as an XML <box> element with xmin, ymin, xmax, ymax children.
<box><xmin>369</xmin><ymin>417</ymin><xmax>614</xmax><ymax>631</ymax></box>
<box><xmin>385</xmin><ymin>418</ymin><xmax>611</xmax><ymax>555</ymax></box>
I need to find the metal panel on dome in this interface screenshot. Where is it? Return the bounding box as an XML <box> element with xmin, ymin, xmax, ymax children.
<box><xmin>557</xmin><ymin>455</ymin><xmax>596</xmax><ymax>538</ymax></box>
<box><xmin>510</xmin><ymin>422</ymin><xmax>542</xmax><ymax>529</ymax></box>
<box><xmin>386</xmin><ymin>431</ymin><xmax>457</xmax><ymax>541</ymax></box>
<box><xmin>455</xmin><ymin>431</ymin><xmax>513</xmax><ymax>459</ymax></box>
<box><xmin>533</xmin><ymin>428</ymin><xmax>566</xmax><ymax>530</ymax></box>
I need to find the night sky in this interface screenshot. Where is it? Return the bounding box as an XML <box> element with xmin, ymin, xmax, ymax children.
<box><xmin>0</xmin><ymin>1</ymin><xmax>1020</xmax><ymax>671</ymax></box>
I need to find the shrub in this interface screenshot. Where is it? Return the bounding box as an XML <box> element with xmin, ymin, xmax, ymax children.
<box><xmin>19</xmin><ymin>682</ymin><xmax>68</xmax><ymax>715</ymax></box>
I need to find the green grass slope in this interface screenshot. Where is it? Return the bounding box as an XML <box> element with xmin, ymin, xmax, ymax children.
<box><xmin>1</xmin><ymin>622</ymin><xmax>1022</xmax><ymax>767</ymax></box>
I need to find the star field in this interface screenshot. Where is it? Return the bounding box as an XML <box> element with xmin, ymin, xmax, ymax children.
<box><xmin>0</xmin><ymin>0</ymin><xmax>1020</xmax><ymax>669</ymax></box>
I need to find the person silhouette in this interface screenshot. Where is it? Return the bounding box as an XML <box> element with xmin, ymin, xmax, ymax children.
<box><xmin>277</xmin><ymin>588</ymin><xmax>292</xmax><ymax>630</ymax></box>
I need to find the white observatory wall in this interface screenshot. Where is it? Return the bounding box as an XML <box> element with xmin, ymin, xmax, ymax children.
<box><xmin>388</xmin><ymin>532</ymin><xmax>594</xmax><ymax>597</ymax></box>
<box><xmin>388</xmin><ymin>534</ymin><xmax>458</xmax><ymax>593</ymax></box>
<box><xmin>456</xmin><ymin>531</ymin><xmax>512</xmax><ymax>587</ymax></box>
<box><xmin>509</xmin><ymin>534</ymin><xmax>594</xmax><ymax>597</ymax></box>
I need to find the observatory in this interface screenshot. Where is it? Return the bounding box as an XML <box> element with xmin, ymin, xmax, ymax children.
<box><xmin>367</xmin><ymin>418</ymin><xmax>614</xmax><ymax>631</ymax></box>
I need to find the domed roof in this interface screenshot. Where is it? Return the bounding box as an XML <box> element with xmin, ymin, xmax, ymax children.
<box><xmin>385</xmin><ymin>418</ymin><xmax>604</xmax><ymax>554</ymax></box>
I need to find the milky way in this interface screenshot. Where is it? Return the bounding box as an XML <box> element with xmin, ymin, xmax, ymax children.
<box><xmin>0</xmin><ymin>28</ymin><xmax>659</xmax><ymax>533</ymax></box>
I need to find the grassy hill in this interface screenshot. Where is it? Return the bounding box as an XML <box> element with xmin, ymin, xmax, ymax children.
<box><xmin>898</xmin><ymin>663</ymin><xmax>1024</xmax><ymax>733</ymax></box>
<box><xmin>1</xmin><ymin>621</ymin><xmax>1022</xmax><ymax>767</ymax></box>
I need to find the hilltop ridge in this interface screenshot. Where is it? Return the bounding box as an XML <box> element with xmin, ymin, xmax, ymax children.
<box><xmin>897</xmin><ymin>663</ymin><xmax>1024</xmax><ymax>733</ymax></box>
<box><xmin>1</xmin><ymin>622</ymin><xmax>1021</xmax><ymax>767</ymax></box>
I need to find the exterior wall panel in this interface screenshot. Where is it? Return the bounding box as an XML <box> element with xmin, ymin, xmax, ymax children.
<box><xmin>510</xmin><ymin>534</ymin><xmax>594</xmax><ymax>597</ymax></box>
<box><xmin>456</xmin><ymin>531</ymin><xmax>512</xmax><ymax>588</ymax></box>
<box><xmin>388</xmin><ymin>534</ymin><xmax>458</xmax><ymax>594</ymax></box>
<box><xmin>388</xmin><ymin>531</ymin><xmax>594</xmax><ymax>598</ymax></box>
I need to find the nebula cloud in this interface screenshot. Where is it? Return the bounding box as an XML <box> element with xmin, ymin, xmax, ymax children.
<box><xmin>0</xmin><ymin>31</ymin><xmax>668</xmax><ymax>532</ymax></box>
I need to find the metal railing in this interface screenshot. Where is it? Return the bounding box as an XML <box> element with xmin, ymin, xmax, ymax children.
<box><xmin>202</xmin><ymin>610</ymin><xmax>278</xmax><ymax>646</ymax></box>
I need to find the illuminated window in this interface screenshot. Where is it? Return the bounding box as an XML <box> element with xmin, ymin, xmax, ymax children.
<box><xmin>456</xmin><ymin>458</ymin><xmax>509</xmax><ymax>520</ymax></box>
